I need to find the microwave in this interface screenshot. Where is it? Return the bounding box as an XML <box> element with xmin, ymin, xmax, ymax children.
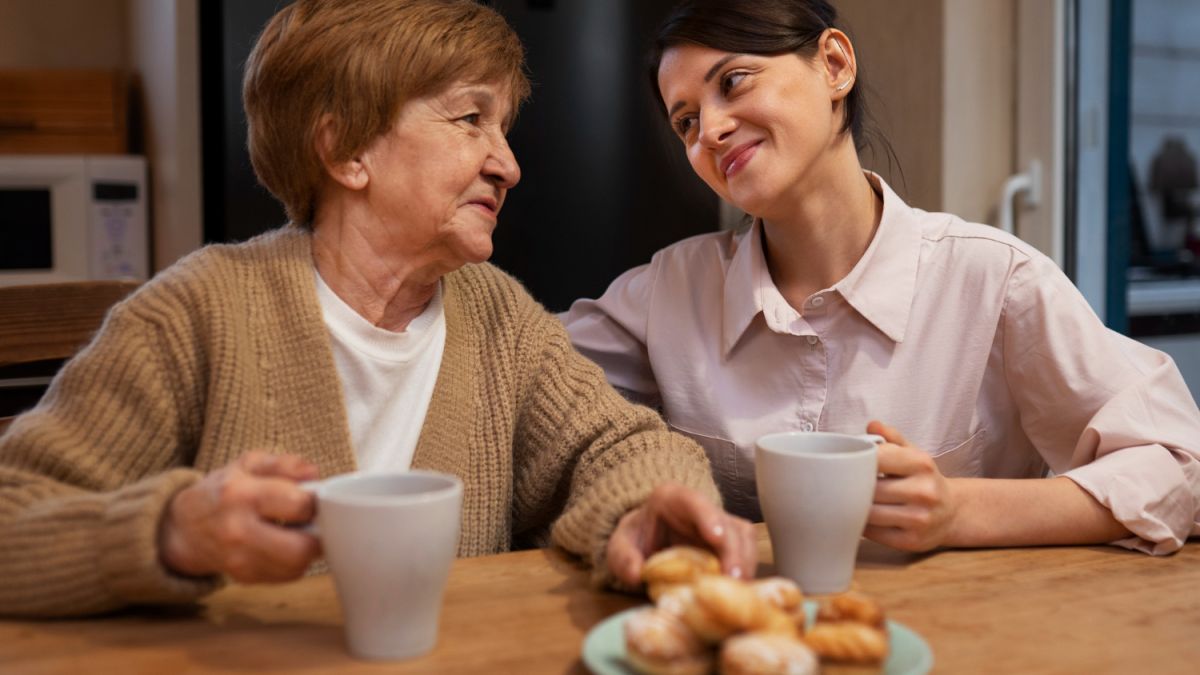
<box><xmin>0</xmin><ymin>155</ymin><xmax>148</xmax><ymax>286</ymax></box>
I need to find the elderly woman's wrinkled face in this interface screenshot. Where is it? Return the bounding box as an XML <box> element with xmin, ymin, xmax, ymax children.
<box><xmin>357</xmin><ymin>79</ymin><xmax>520</xmax><ymax>270</ymax></box>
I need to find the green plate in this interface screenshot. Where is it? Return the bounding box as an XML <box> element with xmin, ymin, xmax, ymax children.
<box><xmin>582</xmin><ymin>601</ymin><xmax>933</xmax><ymax>675</ymax></box>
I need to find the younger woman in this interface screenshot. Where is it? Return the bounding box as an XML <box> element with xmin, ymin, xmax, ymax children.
<box><xmin>563</xmin><ymin>0</ymin><xmax>1200</xmax><ymax>554</ymax></box>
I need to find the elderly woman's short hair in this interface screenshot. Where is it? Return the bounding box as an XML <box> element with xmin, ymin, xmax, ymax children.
<box><xmin>243</xmin><ymin>0</ymin><xmax>530</xmax><ymax>228</ymax></box>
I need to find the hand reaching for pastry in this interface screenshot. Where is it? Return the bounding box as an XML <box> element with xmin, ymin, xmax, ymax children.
<box><xmin>864</xmin><ymin>420</ymin><xmax>960</xmax><ymax>551</ymax></box>
<box><xmin>606</xmin><ymin>483</ymin><xmax>757</xmax><ymax>588</ymax></box>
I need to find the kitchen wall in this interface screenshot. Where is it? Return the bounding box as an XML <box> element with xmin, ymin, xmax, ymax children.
<box><xmin>128</xmin><ymin>0</ymin><xmax>202</xmax><ymax>271</ymax></box>
<box><xmin>0</xmin><ymin>0</ymin><xmax>201</xmax><ymax>272</ymax></box>
<box><xmin>838</xmin><ymin>0</ymin><xmax>944</xmax><ymax>214</ymax></box>
<box><xmin>0</xmin><ymin>0</ymin><xmax>127</xmax><ymax>68</ymax></box>
<box><xmin>942</xmin><ymin>0</ymin><xmax>1015</xmax><ymax>226</ymax></box>
<box><xmin>0</xmin><ymin>0</ymin><xmax>1016</xmax><ymax>273</ymax></box>
<box><xmin>839</xmin><ymin>0</ymin><xmax>1015</xmax><ymax>225</ymax></box>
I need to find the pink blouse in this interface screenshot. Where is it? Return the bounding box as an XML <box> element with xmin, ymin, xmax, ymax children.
<box><xmin>562</xmin><ymin>177</ymin><xmax>1200</xmax><ymax>554</ymax></box>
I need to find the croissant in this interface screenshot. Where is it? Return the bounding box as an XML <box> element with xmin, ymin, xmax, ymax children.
<box><xmin>683</xmin><ymin>575</ymin><xmax>794</xmax><ymax>643</ymax></box>
<box><xmin>623</xmin><ymin>607</ymin><xmax>714</xmax><ymax>675</ymax></box>
<box><xmin>720</xmin><ymin>631</ymin><xmax>819</xmax><ymax>675</ymax></box>
<box><xmin>803</xmin><ymin>622</ymin><xmax>889</xmax><ymax>664</ymax></box>
<box><xmin>643</xmin><ymin>546</ymin><xmax>722</xmax><ymax>601</ymax></box>
<box><xmin>815</xmin><ymin>591</ymin><xmax>885</xmax><ymax>629</ymax></box>
<box><xmin>751</xmin><ymin>577</ymin><xmax>806</xmax><ymax>632</ymax></box>
<box><xmin>626</xmin><ymin>546</ymin><xmax>893</xmax><ymax>673</ymax></box>
<box><xmin>654</xmin><ymin>583</ymin><xmax>696</xmax><ymax>619</ymax></box>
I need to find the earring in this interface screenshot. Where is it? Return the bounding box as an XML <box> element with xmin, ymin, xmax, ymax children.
<box><xmin>833</xmin><ymin>40</ymin><xmax>853</xmax><ymax>92</ymax></box>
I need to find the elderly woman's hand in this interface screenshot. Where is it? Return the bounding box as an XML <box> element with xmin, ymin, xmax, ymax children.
<box><xmin>606</xmin><ymin>483</ymin><xmax>757</xmax><ymax>588</ymax></box>
<box><xmin>157</xmin><ymin>451</ymin><xmax>322</xmax><ymax>582</ymax></box>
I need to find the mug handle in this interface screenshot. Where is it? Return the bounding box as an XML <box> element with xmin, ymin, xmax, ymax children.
<box><xmin>857</xmin><ymin>434</ymin><xmax>887</xmax><ymax>478</ymax></box>
<box><xmin>289</xmin><ymin>479</ymin><xmax>324</xmax><ymax>537</ymax></box>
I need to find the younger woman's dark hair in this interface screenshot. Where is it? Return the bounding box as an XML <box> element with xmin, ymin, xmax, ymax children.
<box><xmin>648</xmin><ymin>0</ymin><xmax>868</xmax><ymax>151</ymax></box>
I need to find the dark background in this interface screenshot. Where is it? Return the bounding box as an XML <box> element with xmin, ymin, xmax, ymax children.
<box><xmin>199</xmin><ymin>0</ymin><xmax>717</xmax><ymax>311</ymax></box>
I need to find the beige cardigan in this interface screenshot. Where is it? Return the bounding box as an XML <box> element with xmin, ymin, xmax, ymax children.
<box><xmin>0</xmin><ymin>228</ymin><xmax>719</xmax><ymax>617</ymax></box>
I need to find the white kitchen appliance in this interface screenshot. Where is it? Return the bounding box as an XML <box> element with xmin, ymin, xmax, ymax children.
<box><xmin>0</xmin><ymin>155</ymin><xmax>148</xmax><ymax>285</ymax></box>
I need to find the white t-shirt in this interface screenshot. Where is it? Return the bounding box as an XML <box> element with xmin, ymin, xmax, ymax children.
<box><xmin>315</xmin><ymin>269</ymin><xmax>446</xmax><ymax>472</ymax></box>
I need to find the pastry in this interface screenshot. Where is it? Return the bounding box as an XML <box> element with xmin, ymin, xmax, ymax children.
<box><xmin>655</xmin><ymin>583</ymin><xmax>696</xmax><ymax>619</ymax></box>
<box><xmin>623</xmin><ymin>607</ymin><xmax>714</xmax><ymax>675</ymax></box>
<box><xmin>756</xmin><ymin>606</ymin><xmax>802</xmax><ymax>639</ymax></box>
<box><xmin>684</xmin><ymin>575</ymin><xmax>783</xmax><ymax>643</ymax></box>
<box><xmin>720</xmin><ymin>632</ymin><xmax>819</xmax><ymax>675</ymax></box>
<box><xmin>803</xmin><ymin>622</ymin><xmax>889</xmax><ymax>665</ymax></box>
<box><xmin>815</xmin><ymin>591</ymin><xmax>885</xmax><ymax>629</ymax></box>
<box><xmin>643</xmin><ymin>546</ymin><xmax>722</xmax><ymax>600</ymax></box>
<box><xmin>631</xmin><ymin>548</ymin><xmax>891</xmax><ymax>672</ymax></box>
<box><xmin>751</xmin><ymin>577</ymin><xmax>806</xmax><ymax>629</ymax></box>
<box><xmin>649</xmin><ymin>582</ymin><xmax>690</xmax><ymax>603</ymax></box>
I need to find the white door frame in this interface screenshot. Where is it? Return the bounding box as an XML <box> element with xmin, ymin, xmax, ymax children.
<box><xmin>1013</xmin><ymin>0</ymin><xmax>1067</xmax><ymax>270</ymax></box>
<box><xmin>1070</xmin><ymin>0</ymin><xmax>1113</xmax><ymax>319</ymax></box>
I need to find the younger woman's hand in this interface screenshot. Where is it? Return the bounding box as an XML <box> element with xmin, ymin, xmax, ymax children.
<box><xmin>863</xmin><ymin>421</ymin><xmax>960</xmax><ymax>552</ymax></box>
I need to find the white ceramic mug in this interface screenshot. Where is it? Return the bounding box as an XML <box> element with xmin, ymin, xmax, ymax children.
<box><xmin>305</xmin><ymin>470</ymin><xmax>463</xmax><ymax>661</ymax></box>
<box><xmin>755</xmin><ymin>432</ymin><xmax>883</xmax><ymax>594</ymax></box>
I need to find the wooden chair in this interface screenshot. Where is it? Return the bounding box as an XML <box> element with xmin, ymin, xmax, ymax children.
<box><xmin>0</xmin><ymin>280</ymin><xmax>140</xmax><ymax>434</ymax></box>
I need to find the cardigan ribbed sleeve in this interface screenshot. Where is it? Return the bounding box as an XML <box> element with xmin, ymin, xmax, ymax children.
<box><xmin>485</xmin><ymin>273</ymin><xmax>721</xmax><ymax>580</ymax></box>
<box><xmin>0</xmin><ymin>231</ymin><xmax>360</xmax><ymax>619</ymax></box>
<box><xmin>0</xmin><ymin>303</ymin><xmax>219</xmax><ymax>617</ymax></box>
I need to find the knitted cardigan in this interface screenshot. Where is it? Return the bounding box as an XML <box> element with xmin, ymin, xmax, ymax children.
<box><xmin>0</xmin><ymin>228</ymin><xmax>719</xmax><ymax>617</ymax></box>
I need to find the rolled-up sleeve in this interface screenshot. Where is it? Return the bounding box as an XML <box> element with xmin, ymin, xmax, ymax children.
<box><xmin>1003</xmin><ymin>256</ymin><xmax>1200</xmax><ymax>554</ymax></box>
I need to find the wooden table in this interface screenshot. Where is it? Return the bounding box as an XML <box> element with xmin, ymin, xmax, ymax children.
<box><xmin>2</xmin><ymin>528</ymin><xmax>1198</xmax><ymax>674</ymax></box>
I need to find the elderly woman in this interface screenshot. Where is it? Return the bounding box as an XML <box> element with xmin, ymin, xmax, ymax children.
<box><xmin>0</xmin><ymin>0</ymin><xmax>755</xmax><ymax>618</ymax></box>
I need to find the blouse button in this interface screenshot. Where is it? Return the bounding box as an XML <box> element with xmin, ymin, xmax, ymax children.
<box><xmin>801</xmin><ymin>422</ymin><xmax>815</xmax><ymax>432</ymax></box>
<box><xmin>806</xmin><ymin>335</ymin><xmax>819</xmax><ymax>345</ymax></box>
<box><xmin>811</xmin><ymin>296</ymin><xmax>825</xmax><ymax>308</ymax></box>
